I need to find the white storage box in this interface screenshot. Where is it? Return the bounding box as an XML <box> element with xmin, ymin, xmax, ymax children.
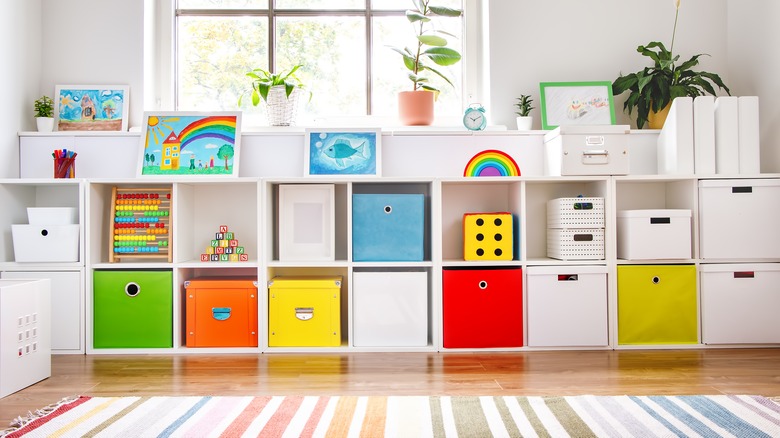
<box><xmin>11</xmin><ymin>225</ymin><xmax>79</xmax><ymax>262</ymax></box>
<box><xmin>547</xmin><ymin>197</ymin><xmax>605</xmax><ymax>229</ymax></box>
<box><xmin>699</xmin><ymin>179</ymin><xmax>780</xmax><ymax>259</ymax></box>
<box><xmin>543</xmin><ymin>125</ymin><xmax>630</xmax><ymax>176</ymax></box>
<box><xmin>352</xmin><ymin>271</ymin><xmax>428</xmax><ymax>347</ymax></box>
<box><xmin>526</xmin><ymin>266</ymin><xmax>608</xmax><ymax>347</ymax></box>
<box><xmin>278</xmin><ymin>184</ymin><xmax>335</xmax><ymax>261</ymax></box>
<box><xmin>547</xmin><ymin>228</ymin><xmax>604</xmax><ymax>260</ymax></box>
<box><xmin>617</xmin><ymin>209</ymin><xmax>692</xmax><ymax>260</ymax></box>
<box><xmin>700</xmin><ymin>263</ymin><xmax>780</xmax><ymax>344</ymax></box>
<box><xmin>26</xmin><ymin>207</ymin><xmax>77</xmax><ymax>225</ymax></box>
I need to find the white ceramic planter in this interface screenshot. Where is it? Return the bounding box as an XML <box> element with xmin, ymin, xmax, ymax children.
<box><xmin>36</xmin><ymin>117</ymin><xmax>54</xmax><ymax>132</ymax></box>
<box><xmin>516</xmin><ymin>116</ymin><xmax>533</xmax><ymax>131</ymax></box>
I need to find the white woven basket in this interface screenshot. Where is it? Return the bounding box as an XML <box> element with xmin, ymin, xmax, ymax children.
<box><xmin>265</xmin><ymin>86</ymin><xmax>301</xmax><ymax>126</ymax></box>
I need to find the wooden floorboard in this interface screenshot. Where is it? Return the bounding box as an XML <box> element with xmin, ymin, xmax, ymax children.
<box><xmin>1</xmin><ymin>348</ymin><xmax>780</xmax><ymax>424</ymax></box>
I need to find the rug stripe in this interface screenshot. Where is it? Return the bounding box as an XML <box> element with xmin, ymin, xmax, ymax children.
<box><xmin>682</xmin><ymin>395</ymin><xmax>772</xmax><ymax>438</ymax></box>
<box><xmin>597</xmin><ymin>395</ymin><xmax>655</xmax><ymax>437</ymax></box>
<box><xmin>179</xmin><ymin>396</ymin><xmax>247</xmax><ymax>437</ymax></box>
<box><xmin>492</xmin><ymin>396</ymin><xmax>522</xmax><ymax>437</ymax></box>
<box><xmin>564</xmin><ymin>396</ymin><xmax>616</xmax><ymax>438</ymax></box>
<box><xmin>242</xmin><ymin>396</ymin><xmax>284</xmax><ymax>436</ymax></box>
<box><xmin>503</xmin><ymin>396</ymin><xmax>540</xmax><ymax>437</ymax></box>
<box><xmin>82</xmin><ymin>396</ymin><xmax>149</xmax><ymax>437</ymax></box>
<box><xmin>324</xmin><ymin>396</ymin><xmax>358</xmax><ymax>437</ymax></box>
<box><xmin>544</xmin><ymin>396</ymin><xmax>596</xmax><ymax>438</ymax></box>
<box><xmin>258</xmin><ymin>395</ymin><xmax>305</xmax><ymax>437</ymax></box>
<box><xmin>155</xmin><ymin>396</ymin><xmax>211</xmax><ymax>437</ymax></box>
<box><xmin>732</xmin><ymin>395</ymin><xmax>780</xmax><ymax>428</ymax></box>
<box><xmin>529</xmin><ymin>396</ymin><xmax>568</xmax><ymax>437</ymax></box>
<box><xmin>281</xmin><ymin>396</ymin><xmax>322</xmax><ymax>438</ymax></box>
<box><xmin>515</xmin><ymin>396</ymin><xmax>551</xmax><ymax>437</ymax></box>
<box><xmin>450</xmin><ymin>396</ymin><xmax>493</xmax><ymax>437</ymax></box>
<box><xmin>50</xmin><ymin>396</ymin><xmax>121</xmax><ymax>437</ymax></box>
<box><xmin>428</xmin><ymin>396</ymin><xmax>446</xmax><ymax>438</ymax></box>
<box><xmin>358</xmin><ymin>396</ymin><xmax>387</xmax><ymax>437</ymax></box>
<box><xmin>478</xmin><ymin>396</ymin><xmax>510</xmax><ymax>437</ymax></box>
<box><xmin>298</xmin><ymin>396</ymin><xmax>330</xmax><ymax>438</ymax></box>
<box><xmin>649</xmin><ymin>395</ymin><xmax>721</xmax><ymax>437</ymax></box>
<box><xmin>719</xmin><ymin>396</ymin><xmax>780</xmax><ymax>433</ymax></box>
<box><xmin>4</xmin><ymin>396</ymin><xmax>92</xmax><ymax>438</ymax></box>
<box><xmin>219</xmin><ymin>396</ymin><xmax>272</xmax><ymax>437</ymax></box>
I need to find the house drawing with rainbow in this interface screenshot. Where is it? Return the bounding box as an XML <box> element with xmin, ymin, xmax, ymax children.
<box><xmin>141</xmin><ymin>114</ymin><xmax>239</xmax><ymax>176</ymax></box>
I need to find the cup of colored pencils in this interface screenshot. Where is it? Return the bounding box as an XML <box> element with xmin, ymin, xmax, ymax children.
<box><xmin>53</xmin><ymin>149</ymin><xmax>77</xmax><ymax>178</ymax></box>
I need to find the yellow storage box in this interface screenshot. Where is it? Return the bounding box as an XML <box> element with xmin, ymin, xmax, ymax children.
<box><xmin>617</xmin><ymin>265</ymin><xmax>697</xmax><ymax>345</ymax></box>
<box><xmin>268</xmin><ymin>276</ymin><xmax>342</xmax><ymax>347</ymax></box>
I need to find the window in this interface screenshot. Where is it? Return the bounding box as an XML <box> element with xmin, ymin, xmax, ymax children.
<box><xmin>174</xmin><ymin>0</ymin><xmax>464</xmax><ymax>125</ymax></box>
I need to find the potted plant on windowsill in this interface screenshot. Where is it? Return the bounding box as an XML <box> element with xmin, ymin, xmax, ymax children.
<box><xmin>514</xmin><ymin>95</ymin><xmax>534</xmax><ymax>130</ymax></box>
<box><xmin>239</xmin><ymin>64</ymin><xmax>311</xmax><ymax>126</ymax></box>
<box><xmin>612</xmin><ymin>0</ymin><xmax>730</xmax><ymax>129</ymax></box>
<box><xmin>390</xmin><ymin>0</ymin><xmax>462</xmax><ymax>126</ymax></box>
<box><xmin>34</xmin><ymin>95</ymin><xmax>54</xmax><ymax>132</ymax></box>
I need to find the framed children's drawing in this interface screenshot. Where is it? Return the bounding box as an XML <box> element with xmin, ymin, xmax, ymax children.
<box><xmin>304</xmin><ymin>128</ymin><xmax>381</xmax><ymax>177</ymax></box>
<box><xmin>54</xmin><ymin>85</ymin><xmax>130</xmax><ymax>132</ymax></box>
<box><xmin>137</xmin><ymin>111</ymin><xmax>242</xmax><ymax>178</ymax></box>
<box><xmin>539</xmin><ymin>81</ymin><xmax>616</xmax><ymax>130</ymax></box>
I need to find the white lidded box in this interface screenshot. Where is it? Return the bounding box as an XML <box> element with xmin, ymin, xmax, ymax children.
<box><xmin>26</xmin><ymin>207</ymin><xmax>77</xmax><ymax>225</ymax></box>
<box><xmin>699</xmin><ymin>179</ymin><xmax>780</xmax><ymax>259</ymax></box>
<box><xmin>617</xmin><ymin>209</ymin><xmax>692</xmax><ymax>260</ymax></box>
<box><xmin>11</xmin><ymin>225</ymin><xmax>80</xmax><ymax>262</ymax></box>
<box><xmin>547</xmin><ymin>228</ymin><xmax>604</xmax><ymax>260</ymax></box>
<box><xmin>543</xmin><ymin>125</ymin><xmax>630</xmax><ymax>176</ymax></box>
<box><xmin>547</xmin><ymin>197</ymin><xmax>605</xmax><ymax>229</ymax></box>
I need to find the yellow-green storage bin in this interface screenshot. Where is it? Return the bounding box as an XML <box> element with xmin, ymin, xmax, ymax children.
<box><xmin>268</xmin><ymin>276</ymin><xmax>341</xmax><ymax>347</ymax></box>
<box><xmin>617</xmin><ymin>265</ymin><xmax>697</xmax><ymax>345</ymax></box>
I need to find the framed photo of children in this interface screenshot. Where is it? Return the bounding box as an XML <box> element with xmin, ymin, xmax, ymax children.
<box><xmin>137</xmin><ymin>111</ymin><xmax>242</xmax><ymax>178</ymax></box>
<box><xmin>539</xmin><ymin>81</ymin><xmax>616</xmax><ymax>130</ymax></box>
<box><xmin>54</xmin><ymin>85</ymin><xmax>130</xmax><ymax>132</ymax></box>
<box><xmin>304</xmin><ymin>128</ymin><xmax>381</xmax><ymax>177</ymax></box>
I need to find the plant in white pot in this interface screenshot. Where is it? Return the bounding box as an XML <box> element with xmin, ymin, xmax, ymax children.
<box><xmin>514</xmin><ymin>95</ymin><xmax>534</xmax><ymax>130</ymax></box>
<box><xmin>34</xmin><ymin>95</ymin><xmax>54</xmax><ymax>132</ymax></box>
<box><xmin>239</xmin><ymin>64</ymin><xmax>310</xmax><ymax>126</ymax></box>
<box><xmin>390</xmin><ymin>0</ymin><xmax>462</xmax><ymax>126</ymax></box>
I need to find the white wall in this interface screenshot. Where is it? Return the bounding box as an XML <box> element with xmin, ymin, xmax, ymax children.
<box><xmin>0</xmin><ymin>1</ymin><xmax>41</xmax><ymax>178</ymax></box>
<box><xmin>40</xmin><ymin>0</ymin><xmax>145</xmax><ymax>130</ymax></box>
<box><xmin>727</xmin><ymin>0</ymin><xmax>780</xmax><ymax>172</ymax></box>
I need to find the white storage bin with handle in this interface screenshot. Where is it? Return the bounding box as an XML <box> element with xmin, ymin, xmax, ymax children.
<box><xmin>617</xmin><ymin>209</ymin><xmax>692</xmax><ymax>260</ymax></box>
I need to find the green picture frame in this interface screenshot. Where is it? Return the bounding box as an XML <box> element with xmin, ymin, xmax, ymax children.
<box><xmin>539</xmin><ymin>81</ymin><xmax>616</xmax><ymax>130</ymax></box>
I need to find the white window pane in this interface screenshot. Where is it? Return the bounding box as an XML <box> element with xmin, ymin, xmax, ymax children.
<box><xmin>177</xmin><ymin>16</ymin><xmax>268</xmax><ymax>118</ymax></box>
<box><xmin>372</xmin><ymin>15</ymin><xmax>462</xmax><ymax>117</ymax></box>
<box><xmin>277</xmin><ymin>17</ymin><xmax>367</xmax><ymax>118</ymax></box>
<box><xmin>276</xmin><ymin>0</ymin><xmax>363</xmax><ymax>8</ymax></box>
<box><xmin>178</xmin><ymin>0</ymin><xmax>268</xmax><ymax>9</ymax></box>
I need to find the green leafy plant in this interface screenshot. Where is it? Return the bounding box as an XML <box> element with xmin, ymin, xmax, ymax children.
<box><xmin>239</xmin><ymin>64</ymin><xmax>310</xmax><ymax>106</ymax></box>
<box><xmin>514</xmin><ymin>95</ymin><xmax>534</xmax><ymax>117</ymax></box>
<box><xmin>34</xmin><ymin>95</ymin><xmax>54</xmax><ymax>118</ymax></box>
<box><xmin>389</xmin><ymin>0</ymin><xmax>463</xmax><ymax>93</ymax></box>
<box><xmin>612</xmin><ymin>1</ymin><xmax>730</xmax><ymax>128</ymax></box>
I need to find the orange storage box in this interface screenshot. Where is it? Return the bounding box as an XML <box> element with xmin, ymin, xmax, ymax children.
<box><xmin>184</xmin><ymin>278</ymin><xmax>258</xmax><ymax>347</ymax></box>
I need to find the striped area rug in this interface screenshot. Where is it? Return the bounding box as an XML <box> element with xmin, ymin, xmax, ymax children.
<box><xmin>3</xmin><ymin>394</ymin><xmax>780</xmax><ymax>437</ymax></box>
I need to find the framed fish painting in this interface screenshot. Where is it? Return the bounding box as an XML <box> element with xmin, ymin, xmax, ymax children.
<box><xmin>137</xmin><ymin>111</ymin><xmax>242</xmax><ymax>178</ymax></box>
<box><xmin>304</xmin><ymin>128</ymin><xmax>381</xmax><ymax>177</ymax></box>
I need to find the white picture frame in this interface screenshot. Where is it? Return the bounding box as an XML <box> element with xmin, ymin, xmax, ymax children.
<box><xmin>304</xmin><ymin>128</ymin><xmax>381</xmax><ymax>177</ymax></box>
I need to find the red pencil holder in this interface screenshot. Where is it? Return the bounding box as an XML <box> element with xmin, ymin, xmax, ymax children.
<box><xmin>54</xmin><ymin>156</ymin><xmax>76</xmax><ymax>178</ymax></box>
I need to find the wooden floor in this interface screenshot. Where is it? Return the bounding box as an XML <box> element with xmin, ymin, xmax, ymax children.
<box><xmin>2</xmin><ymin>348</ymin><xmax>780</xmax><ymax>424</ymax></box>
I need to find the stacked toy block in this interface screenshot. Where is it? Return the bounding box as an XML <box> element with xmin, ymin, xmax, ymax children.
<box><xmin>201</xmin><ymin>225</ymin><xmax>248</xmax><ymax>262</ymax></box>
<box><xmin>463</xmin><ymin>212</ymin><xmax>514</xmax><ymax>261</ymax></box>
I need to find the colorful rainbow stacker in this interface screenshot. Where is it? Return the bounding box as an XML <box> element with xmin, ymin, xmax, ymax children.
<box><xmin>463</xmin><ymin>149</ymin><xmax>521</xmax><ymax>177</ymax></box>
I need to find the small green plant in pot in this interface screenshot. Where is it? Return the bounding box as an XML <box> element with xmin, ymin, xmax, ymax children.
<box><xmin>514</xmin><ymin>95</ymin><xmax>534</xmax><ymax>130</ymax></box>
<box><xmin>239</xmin><ymin>65</ymin><xmax>311</xmax><ymax>126</ymax></box>
<box><xmin>612</xmin><ymin>0</ymin><xmax>730</xmax><ymax>129</ymax></box>
<box><xmin>34</xmin><ymin>95</ymin><xmax>54</xmax><ymax>132</ymax></box>
<box><xmin>390</xmin><ymin>0</ymin><xmax>462</xmax><ymax>125</ymax></box>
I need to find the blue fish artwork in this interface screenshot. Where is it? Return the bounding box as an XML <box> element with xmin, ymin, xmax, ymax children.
<box><xmin>309</xmin><ymin>131</ymin><xmax>378</xmax><ymax>175</ymax></box>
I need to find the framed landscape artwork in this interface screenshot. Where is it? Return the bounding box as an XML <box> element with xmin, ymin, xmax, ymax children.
<box><xmin>539</xmin><ymin>81</ymin><xmax>616</xmax><ymax>130</ymax></box>
<box><xmin>54</xmin><ymin>85</ymin><xmax>130</xmax><ymax>132</ymax></box>
<box><xmin>137</xmin><ymin>111</ymin><xmax>242</xmax><ymax>178</ymax></box>
<box><xmin>304</xmin><ymin>128</ymin><xmax>381</xmax><ymax>177</ymax></box>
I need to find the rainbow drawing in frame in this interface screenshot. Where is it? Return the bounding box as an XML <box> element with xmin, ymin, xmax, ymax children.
<box><xmin>463</xmin><ymin>150</ymin><xmax>521</xmax><ymax>177</ymax></box>
<box><xmin>54</xmin><ymin>85</ymin><xmax>129</xmax><ymax>132</ymax></box>
<box><xmin>137</xmin><ymin>111</ymin><xmax>242</xmax><ymax>177</ymax></box>
<box><xmin>304</xmin><ymin>128</ymin><xmax>381</xmax><ymax>177</ymax></box>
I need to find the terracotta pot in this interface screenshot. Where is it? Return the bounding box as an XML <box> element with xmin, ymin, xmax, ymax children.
<box><xmin>646</xmin><ymin>102</ymin><xmax>672</xmax><ymax>129</ymax></box>
<box><xmin>398</xmin><ymin>90</ymin><xmax>434</xmax><ymax>126</ymax></box>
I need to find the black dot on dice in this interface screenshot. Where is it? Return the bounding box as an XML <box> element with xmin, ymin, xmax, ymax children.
<box><xmin>494</xmin><ymin>248</ymin><xmax>503</xmax><ymax>256</ymax></box>
<box><xmin>494</xmin><ymin>233</ymin><xmax>502</xmax><ymax>241</ymax></box>
<box><xmin>476</xmin><ymin>218</ymin><xmax>484</xmax><ymax>226</ymax></box>
<box><xmin>476</xmin><ymin>248</ymin><xmax>484</xmax><ymax>256</ymax></box>
<box><xmin>494</xmin><ymin>218</ymin><xmax>502</xmax><ymax>226</ymax></box>
<box><xmin>476</xmin><ymin>233</ymin><xmax>484</xmax><ymax>241</ymax></box>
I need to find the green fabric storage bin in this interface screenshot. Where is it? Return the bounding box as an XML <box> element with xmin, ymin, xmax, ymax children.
<box><xmin>93</xmin><ymin>270</ymin><xmax>173</xmax><ymax>348</ymax></box>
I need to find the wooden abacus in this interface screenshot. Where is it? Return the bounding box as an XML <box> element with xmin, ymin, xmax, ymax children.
<box><xmin>109</xmin><ymin>186</ymin><xmax>173</xmax><ymax>263</ymax></box>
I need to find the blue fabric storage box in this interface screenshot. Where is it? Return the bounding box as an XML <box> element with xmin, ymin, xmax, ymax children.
<box><xmin>352</xmin><ymin>194</ymin><xmax>425</xmax><ymax>261</ymax></box>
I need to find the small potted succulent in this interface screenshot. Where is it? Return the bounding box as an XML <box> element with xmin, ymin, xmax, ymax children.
<box><xmin>514</xmin><ymin>95</ymin><xmax>534</xmax><ymax>130</ymax></box>
<box><xmin>239</xmin><ymin>64</ymin><xmax>310</xmax><ymax>126</ymax></box>
<box><xmin>34</xmin><ymin>95</ymin><xmax>54</xmax><ymax>132</ymax></box>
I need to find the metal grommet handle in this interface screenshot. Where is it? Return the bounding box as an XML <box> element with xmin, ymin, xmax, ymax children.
<box><xmin>384</xmin><ymin>205</ymin><xmax>392</xmax><ymax>214</ymax></box>
<box><xmin>652</xmin><ymin>276</ymin><xmax>660</xmax><ymax>285</ymax></box>
<box><xmin>478</xmin><ymin>280</ymin><xmax>488</xmax><ymax>290</ymax></box>
<box><xmin>125</xmin><ymin>282</ymin><xmax>140</xmax><ymax>297</ymax></box>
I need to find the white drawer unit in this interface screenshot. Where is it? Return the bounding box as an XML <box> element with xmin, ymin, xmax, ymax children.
<box><xmin>700</xmin><ymin>263</ymin><xmax>780</xmax><ymax>344</ymax></box>
<box><xmin>352</xmin><ymin>271</ymin><xmax>428</xmax><ymax>347</ymax></box>
<box><xmin>547</xmin><ymin>197</ymin><xmax>605</xmax><ymax>229</ymax></box>
<box><xmin>526</xmin><ymin>266</ymin><xmax>608</xmax><ymax>347</ymax></box>
<box><xmin>699</xmin><ymin>179</ymin><xmax>780</xmax><ymax>259</ymax></box>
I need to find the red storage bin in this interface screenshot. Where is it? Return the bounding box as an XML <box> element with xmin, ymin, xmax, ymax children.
<box><xmin>443</xmin><ymin>267</ymin><xmax>523</xmax><ymax>348</ymax></box>
<box><xmin>185</xmin><ymin>278</ymin><xmax>258</xmax><ymax>347</ymax></box>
